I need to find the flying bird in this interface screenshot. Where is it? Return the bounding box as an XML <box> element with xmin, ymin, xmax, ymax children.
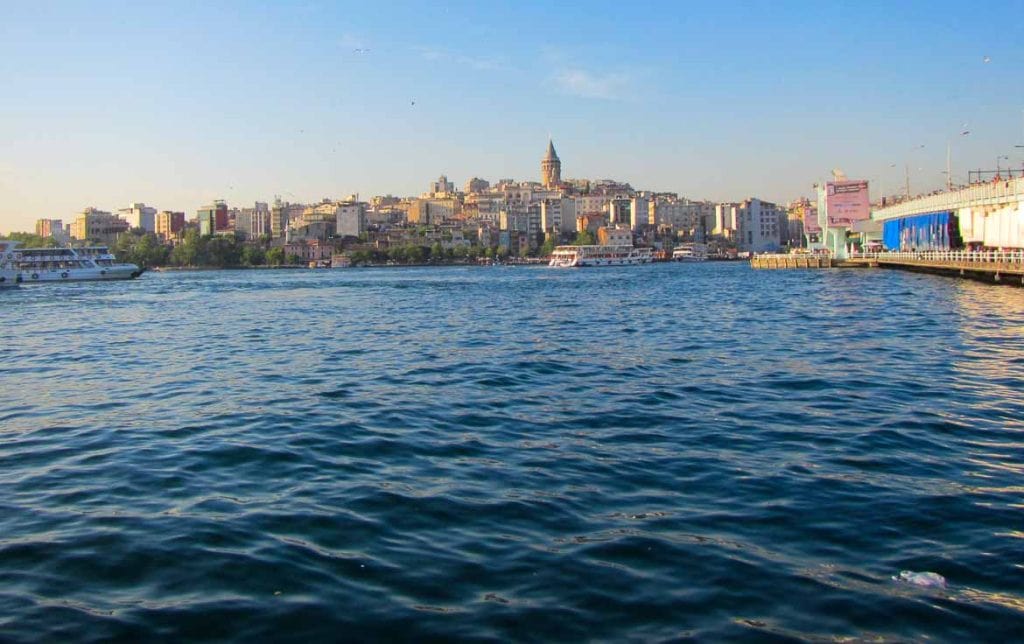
<box><xmin>961</xmin><ymin>130</ymin><xmax>970</xmax><ymax>136</ymax></box>
<box><xmin>983</xmin><ymin>55</ymin><xmax>991</xmax><ymax>63</ymax></box>
<box><xmin>353</xmin><ymin>48</ymin><xmax>370</xmax><ymax>54</ymax></box>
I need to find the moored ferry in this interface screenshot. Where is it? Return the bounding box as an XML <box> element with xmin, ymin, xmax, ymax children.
<box><xmin>0</xmin><ymin>241</ymin><xmax>142</xmax><ymax>283</ymax></box>
<box><xmin>549</xmin><ymin>244</ymin><xmax>653</xmax><ymax>267</ymax></box>
<box><xmin>672</xmin><ymin>243</ymin><xmax>708</xmax><ymax>262</ymax></box>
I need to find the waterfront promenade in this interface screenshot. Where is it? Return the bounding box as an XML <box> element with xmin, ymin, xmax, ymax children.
<box><xmin>753</xmin><ymin>250</ymin><xmax>1024</xmax><ymax>286</ymax></box>
<box><xmin>847</xmin><ymin>250</ymin><xmax>1024</xmax><ymax>285</ymax></box>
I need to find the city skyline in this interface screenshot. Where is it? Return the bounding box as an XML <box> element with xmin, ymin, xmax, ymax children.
<box><xmin>3</xmin><ymin>0</ymin><xmax>1024</xmax><ymax>234</ymax></box>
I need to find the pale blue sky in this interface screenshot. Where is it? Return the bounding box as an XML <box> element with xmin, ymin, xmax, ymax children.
<box><xmin>2</xmin><ymin>0</ymin><xmax>1023</xmax><ymax>232</ymax></box>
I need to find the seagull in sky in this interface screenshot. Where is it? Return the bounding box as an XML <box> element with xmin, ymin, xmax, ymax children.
<box><xmin>983</xmin><ymin>55</ymin><xmax>991</xmax><ymax>63</ymax></box>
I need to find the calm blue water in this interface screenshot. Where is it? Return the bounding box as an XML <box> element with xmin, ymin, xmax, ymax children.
<box><xmin>2</xmin><ymin>263</ymin><xmax>1023</xmax><ymax>641</ymax></box>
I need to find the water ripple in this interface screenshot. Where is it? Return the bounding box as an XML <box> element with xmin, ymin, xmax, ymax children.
<box><xmin>1</xmin><ymin>264</ymin><xmax>1023</xmax><ymax>640</ymax></box>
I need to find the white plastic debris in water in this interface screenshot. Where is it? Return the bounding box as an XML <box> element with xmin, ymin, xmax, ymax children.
<box><xmin>894</xmin><ymin>571</ymin><xmax>947</xmax><ymax>588</ymax></box>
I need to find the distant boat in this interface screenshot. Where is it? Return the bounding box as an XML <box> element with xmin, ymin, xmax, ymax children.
<box><xmin>0</xmin><ymin>241</ymin><xmax>141</xmax><ymax>283</ymax></box>
<box><xmin>549</xmin><ymin>244</ymin><xmax>653</xmax><ymax>267</ymax></box>
<box><xmin>672</xmin><ymin>243</ymin><xmax>708</xmax><ymax>262</ymax></box>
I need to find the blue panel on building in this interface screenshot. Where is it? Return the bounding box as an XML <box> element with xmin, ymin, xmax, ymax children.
<box><xmin>881</xmin><ymin>211</ymin><xmax>957</xmax><ymax>251</ymax></box>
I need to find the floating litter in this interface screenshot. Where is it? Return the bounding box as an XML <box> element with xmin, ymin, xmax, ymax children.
<box><xmin>894</xmin><ymin>571</ymin><xmax>946</xmax><ymax>588</ymax></box>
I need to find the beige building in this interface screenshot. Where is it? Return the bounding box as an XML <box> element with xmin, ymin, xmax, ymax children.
<box><xmin>155</xmin><ymin>211</ymin><xmax>186</xmax><ymax>241</ymax></box>
<box><xmin>408</xmin><ymin>198</ymin><xmax>457</xmax><ymax>225</ymax></box>
<box><xmin>70</xmin><ymin>208</ymin><xmax>130</xmax><ymax>244</ymax></box>
<box><xmin>597</xmin><ymin>226</ymin><xmax>633</xmax><ymax>246</ymax></box>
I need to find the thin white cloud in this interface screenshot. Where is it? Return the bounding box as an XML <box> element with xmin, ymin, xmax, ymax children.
<box><xmin>415</xmin><ymin>47</ymin><xmax>506</xmax><ymax>71</ymax></box>
<box><xmin>338</xmin><ymin>33</ymin><xmax>370</xmax><ymax>53</ymax></box>
<box><xmin>552</xmin><ymin>68</ymin><xmax>631</xmax><ymax>100</ymax></box>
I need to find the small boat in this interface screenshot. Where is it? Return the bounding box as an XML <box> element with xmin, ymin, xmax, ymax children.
<box><xmin>0</xmin><ymin>241</ymin><xmax>142</xmax><ymax>283</ymax></box>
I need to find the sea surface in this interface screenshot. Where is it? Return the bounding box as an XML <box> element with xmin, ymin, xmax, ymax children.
<box><xmin>1</xmin><ymin>263</ymin><xmax>1023</xmax><ymax>641</ymax></box>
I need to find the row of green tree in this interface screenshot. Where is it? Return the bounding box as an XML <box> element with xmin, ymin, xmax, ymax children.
<box><xmin>344</xmin><ymin>238</ymin><xmax>573</xmax><ymax>266</ymax></box>
<box><xmin>4</xmin><ymin>228</ymin><xmax>600</xmax><ymax>269</ymax></box>
<box><xmin>111</xmin><ymin>230</ymin><xmax>288</xmax><ymax>268</ymax></box>
<box><xmin>0</xmin><ymin>232</ymin><xmax>58</xmax><ymax>248</ymax></box>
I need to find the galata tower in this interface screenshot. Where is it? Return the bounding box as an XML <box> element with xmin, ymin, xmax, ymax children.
<box><xmin>541</xmin><ymin>139</ymin><xmax>561</xmax><ymax>188</ymax></box>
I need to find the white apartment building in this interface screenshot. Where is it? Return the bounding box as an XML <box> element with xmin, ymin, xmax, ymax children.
<box><xmin>430</xmin><ymin>174</ymin><xmax>454</xmax><ymax>196</ymax></box>
<box><xmin>575</xmin><ymin>195</ymin><xmax>611</xmax><ymax>216</ymax></box>
<box><xmin>235</xmin><ymin>202</ymin><xmax>271</xmax><ymax>239</ymax></box>
<box><xmin>629</xmin><ymin>196</ymin><xmax>650</xmax><ymax>231</ymax></box>
<box><xmin>540</xmin><ymin>197</ymin><xmax>577</xmax><ymax>235</ymax></box>
<box><xmin>608</xmin><ymin>199</ymin><xmax>631</xmax><ymax>228</ymax></box>
<box><xmin>714</xmin><ymin>203</ymin><xmax>739</xmax><ymax>237</ymax></box>
<box><xmin>336</xmin><ymin>201</ymin><xmax>367</xmax><ymax>238</ymax></box>
<box><xmin>654</xmin><ymin>199</ymin><xmax>715</xmax><ymax>237</ymax></box>
<box><xmin>119</xmin><ymin>202</ymin><xmax>157</xmax><ymax>232</ymax></box>
<box><xmin>736</xmin><ymin>198</ymin><xmax>782</xmax><ymax>252</ymax></box>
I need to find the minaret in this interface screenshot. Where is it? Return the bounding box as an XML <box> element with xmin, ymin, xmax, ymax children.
<box><xmin>541</xmin><ymin>139</ymin><xmax>561</xmax><ymax>188</ymax></box>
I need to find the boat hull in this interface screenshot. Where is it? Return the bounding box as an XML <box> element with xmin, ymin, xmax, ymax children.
<box><xmin>17</xmin><ymin>266</ymin><xmax>140</xmax><ymax>282</ymax></box>
<box><xmin>575</xmin><ymin>257</ymin><xmax>651</xmax><ymax>267</ymax></box>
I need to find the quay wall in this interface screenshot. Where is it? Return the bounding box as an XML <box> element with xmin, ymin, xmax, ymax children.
<box><xmin>751</xmin><ymin>255</ymin><xmax>831</xmax><ymax>269</ymax></box>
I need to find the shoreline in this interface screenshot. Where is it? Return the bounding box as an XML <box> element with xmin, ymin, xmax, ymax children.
<box><xmin>149</xmin><ymin>257</ymin><xmax>746</xmax><ymax>272</ymax></box>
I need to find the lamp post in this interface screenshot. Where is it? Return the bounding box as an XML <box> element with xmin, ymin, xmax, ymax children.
<box><xmin>944</xmin><ymin>129</ymin><xmax>970</xmax><ymax>191</ymax></box>
<box><xmin>996</xmin><ymin>155</ymin><xmax>1009</xmax><ymax>179</ymax></box>
<box><xmin>904</xmin><ymin>144</ymin><xmax>925</xmax><ymax>198</ymax></box>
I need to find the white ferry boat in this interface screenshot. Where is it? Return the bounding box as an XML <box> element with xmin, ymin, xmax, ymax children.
<box><xmin>0</xmin><ymin>242</ymin><xmax>20</xmax><ymax>288</ymax></box>
<box><xmin>672</xmin><ymin>243</ymin><xmax>708</xmax><ymax>262</ymax></box>
<box><xmin>0</xmin><ymin>241</ymin><xmax>142</xmax><ymax>283</ymax></box>
<box><xmin>549</xmin><ymin>244</ymin><xmax>653</xmax><ymax>267</ymax></box>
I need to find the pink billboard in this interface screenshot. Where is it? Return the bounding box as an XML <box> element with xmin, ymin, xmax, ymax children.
<box><xmin>802</xmin><ymin>205</ymin><xmax>821</xmax><ymax>234</ymax></box>
<box><xmin>825</xmin><ymin>180</ymin><xmax>870</xmax><ymax>227</ymax></box>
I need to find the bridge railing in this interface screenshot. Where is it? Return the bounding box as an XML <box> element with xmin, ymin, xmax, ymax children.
<box><xmin>850</xmin><ymin>250</ymin><xmax>1024</xmax><ymax>264</ymax></box>
<box><xmin>872</xmin><ymin>176</ymin><xmax>1024</xmax><ymax>221</ymax></box>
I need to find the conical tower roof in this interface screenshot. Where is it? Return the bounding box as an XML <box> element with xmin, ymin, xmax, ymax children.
<box><xmin>543</xmin><ymin>139</ymin><xmax>559</xmax><ymax>162</ymax></box>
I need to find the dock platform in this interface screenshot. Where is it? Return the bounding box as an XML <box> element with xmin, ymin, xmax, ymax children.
<box><xmin>750</xmin><ymin>255</ymin><xmax>831</xmax><ymax>269</ymax></box>
<box><xmin>751</xmin><ymin>251</ymin><xmax>1024</xmax><ymax>286</ymax></box>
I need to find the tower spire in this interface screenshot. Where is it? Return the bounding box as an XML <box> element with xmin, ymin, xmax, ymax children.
<box><xmin>541</xmin><ymin>138</ymin><xmax>561</xmax><ymax>187</ymax></box>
